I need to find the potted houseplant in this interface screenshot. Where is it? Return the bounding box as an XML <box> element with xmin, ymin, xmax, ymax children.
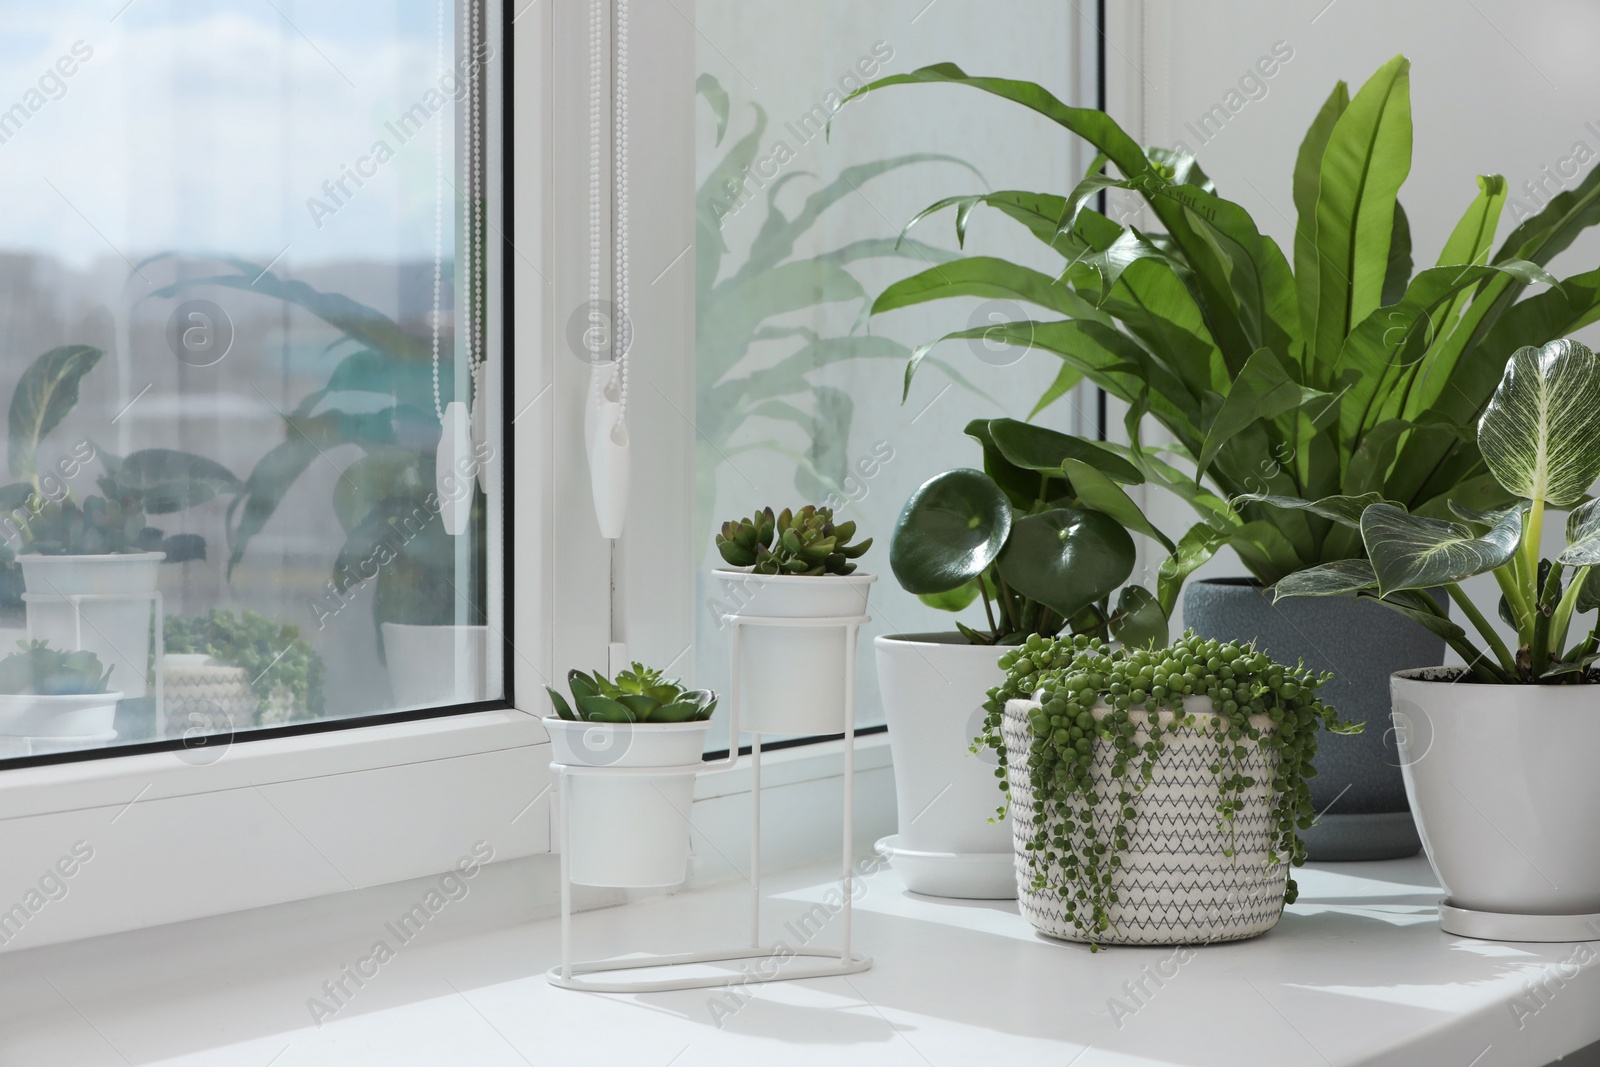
<box><xmin>878</xmin><ymin>417</ymin><xmax>1191</xmax><ymax>898</ymax></box>
<box><xmin>983</xmin><ymin>630</ymin><xmax>1352</xmax><ymax>947</ymax></box>
<box><xmin>844</xmin><ymin>55</ymin><xmax>1598</xmax><ymax>858</ymax></box>
<box><xmin>713</xmin><ymin>504</ymin><xmax>874</xmax><ymax>735</ymax></box>
<box><xmin>3</xmin><ymin>346</ymin><xmax>238</xmax><ymax>719</ymax></box>
<box><xmin>1276</xmin><ymin>337</ymin><xmax>1600</xmax><ymax>941</ymax></box>
<box><xmin>0</xmin><ymin>640</ymin><xmax>120</xmax><ymax>741</ymax></box>
<box><xmin>143</xmin><ymin>260</ymin><xmax>492</xmax><ymax>711</ymax></box>
<box><xmin>164</xmin><ymin>609</ymin><xmax>325</xmax><ymax>729</ymax></box>
<box><xmin>544</xmin><ymin>663</ymin><xmax>718</xmax><ymax>888</ymax></box>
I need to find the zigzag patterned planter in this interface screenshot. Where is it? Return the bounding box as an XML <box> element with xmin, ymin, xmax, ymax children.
<box><xmin>1003</xmin><ymin>697</ymin><xmax>1288</xmax><ymax>946</ymax></box>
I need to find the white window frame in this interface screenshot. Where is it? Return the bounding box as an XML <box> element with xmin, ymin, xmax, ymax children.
<box><xmin>0</xmin><ymin>0</ymin><xmax>1119</xmax><ymax>954</ymax></box>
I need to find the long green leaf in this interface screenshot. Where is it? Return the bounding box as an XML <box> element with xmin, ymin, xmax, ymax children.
<box><xmin>1197</xmin><ymin>348</ymin><xmax>1325</xmax><ymax>481</ymax></box>
<box><xmin>8</xmin><ymin>346</ymin><xmax>101</xmax><ymax>480</ymax></box>
<box><xmin>1294</xmin><ymin>81</ymin><xmax>1350</xmax><ymax>351</ymax></box>
<box><xmin>872</xmin><ymin>256</ymin><xmax>1106</xmax><ymax>321</ymax></box>
<box><xmin>1309</xmin><ymin>55</ymin><xmax>1412</xmax><ymax>379</ymax></box>
<box><xmin>1061</xmin><ymin>458</ymin><xmax>1175</xmax><ymax>554</ymax></box>
<box><xmin>1156</xmin><ymin>522</ymin><xmax>1225</xmax><ymax>617</ymax></box>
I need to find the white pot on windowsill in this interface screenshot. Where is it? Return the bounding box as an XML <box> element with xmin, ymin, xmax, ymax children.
<box><xmin>18</xmin><ymin>552</ymin><xmax>165</xmax><ymax>702</ymax></box>
<box><xmin>711</xmin><ymin>567</ymin><xmax>875</xmax><ymax>736</ymax></box>
<box><xmin>381</xmin><ymin>623</ymin><xmax>489</xmax><ymax>709</ymax></box>
<box><xmin>873</xmin><ymin>632</ymin><xmax>1014</xmax><ymax>899</ymax></box>
<box><xmin>545</xmin><ymin>717</ymin><xmax>712</xmax><ymax>888</ymax></box>
<box><xmin>1391</xmin><ymin>668</ymin><xmax>1600</xmax><ymax>942</ymax></box>
<box><xmin>0</xmin><ymin>689</ymin><xmax>123</xmax><ymax>737</ymax></box>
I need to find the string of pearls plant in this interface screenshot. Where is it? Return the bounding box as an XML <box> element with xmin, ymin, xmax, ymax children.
<box><xmin>976</xmin><ymin>631</ymin><xmax>1355</xmax><ymax>947</ymax></box>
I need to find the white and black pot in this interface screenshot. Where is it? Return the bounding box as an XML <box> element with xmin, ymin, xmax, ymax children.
<box><xmin>873</xmin><ymin>633</ymin><xmax>1014</xmax><ymax>899</ymax></box>
<box><xmin>1392</xmin><ymin>668</ymin><xmax>1600</xmax><ymax>942</ymax></box>
<box><xmin>1183</xmin><ymin>578</ymin><xmax>1443</xmax><ymax>860</ymax></box>
<box><xmin>1003</xmin><ymin>696</ymin><xmax>1288</xmax><ymax>945</ymax></box>
<box><xmin>712</xmin><ymin>568</ymin><xmax>874</xmax><ymax>735</ymax></box>
<box><xmin>545</xmin><ymin>717</ymin><xmax>711</xmax><ymax>888</ymax></box>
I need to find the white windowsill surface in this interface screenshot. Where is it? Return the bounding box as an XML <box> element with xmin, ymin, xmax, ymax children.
<box><xmin>4</xmin><ymin>850</ymin><xmax>1597</xmax><ymax>1066</ymax></box>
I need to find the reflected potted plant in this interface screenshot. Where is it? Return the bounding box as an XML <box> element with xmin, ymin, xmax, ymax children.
<box><xmin>844</xmin><ymin>55</ymin><xmax>1599</xmax><ymax>858</ymax></box>
<box><xmin>877</xmin><ymin>417</ymin><xmax>1202</xmax><ymax>898</ymax></box>
<box><xmin>0</xmin><ymin>640</ymin><xmax>120</xmax><ymax>740</ymax></box>
<box><xmin>544</xmin><ymin>663</ymin><xmax>718</xmax><ymax>888</ymax></box>
<box><xmin>3</xmin><ymin>346</ymin><xmax>239</xmax><ymax>709</ymax></box>
<box><xmin>142</xmin><ymin>258</ymin><xmax>491</xmax><ymax>709</ymax></box>
<box><xmin>164</xmin><ymin>609</ymin><xmax>324</xmax><ymax>729</ymax></box>
<box><xmin>1276</xmin><ymin>338</ymin><xmax>1600</xmax><ymax>941</ymax></box>
<box><xmin>713</xmin><ymin>504</ymin><xmax>874</xmax><ymax>735</ymax></box>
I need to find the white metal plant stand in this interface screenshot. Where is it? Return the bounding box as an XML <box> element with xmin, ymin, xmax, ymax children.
<box><xmin>547</xmin><ymin>611</ymin><xmax>873</xmax><ymax>993</ymax></box>
<box><xmin>22</xmin><ymin>589</ymin><xmax>164</xmax><ymax>739</ymax></box>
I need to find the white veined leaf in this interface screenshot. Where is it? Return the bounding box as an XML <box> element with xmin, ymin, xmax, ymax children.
<box><xmin>1478</xmin><ymin>339</ymin><xmax>1600</xmax><ymax>508</ymax></box>
<box><xmin>1272</xmin><ymin>558</ymin><xmax>1378</xmax><ymax>599</ymax></box>
<box><xmin>1559</xmin><ymin>497</ymin><xmax>1600</xmax><ymax>566</ymax></box>
<box><xmin>1360</xmin><ymin>503</ymin><xmax>1522</xmax><ymax>595</ymax></box>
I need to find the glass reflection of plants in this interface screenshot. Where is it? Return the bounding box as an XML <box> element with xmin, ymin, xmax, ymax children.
<box><xmin>142</xmin><ymin>257</ymin><xmax>487</xmax><ymax>656</ymax></box>
<box><xmin>0</xmin><ymin>345</ymin><xmax>241</xmax><ymax>608</ymax></box>
<box><xmin>166</xmin><ymin>608</ymin><xmax>325</xmax><ymax>720</ymax></box>
<box><xmin>694</xmin><ymin>74</ymin><xmax>981</xmax><ymax>545</ymax></box>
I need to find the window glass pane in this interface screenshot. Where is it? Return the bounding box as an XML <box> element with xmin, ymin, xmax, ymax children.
<box><xmin>694</xmin><ymin>2</ymin><xmax>1095</xmax><ymax>751</ymax></box>
<box><xmin>0</xmin><ymin>1</ymin><xmax>503</xmax><ymax>762</ymax></box>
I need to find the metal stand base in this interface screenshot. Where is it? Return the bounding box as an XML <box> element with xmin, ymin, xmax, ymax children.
<box><xmin>549</xmin><ymin>612</ymin><xmax>874</xmax><ymax>994</ymax></box>
<box><xmin>546</xmin><ymin>945</ymin><xmax>871</xmax><ymax>994</ymax></box>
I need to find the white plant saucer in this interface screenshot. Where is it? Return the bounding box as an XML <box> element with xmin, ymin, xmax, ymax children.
<box><xmin>1439</xmin><ymin>901</ymin><xmax>1600</xmax><ymax>942</ymax></box>
<box><xmin>0</xmin><ymin>729</ymin><xmax>119</xmax><ymax>756</ymax></box>
<box><xmin>874</xmin><ymin>835</ymin><xmax>1017</xmax><ymax>900</ymax></box>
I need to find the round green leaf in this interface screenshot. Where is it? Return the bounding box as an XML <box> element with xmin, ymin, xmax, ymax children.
<box><xmin>890</xmin><ymin>469</ymin><xmax>1011</xmax><ymax>594</ymax></box>
<box><xmin>1479</xmin><ymin>339</ymin><xmax>1600</xmax><ymax>507</ymax></box>
<box><xmin>995</xmin><ymin>507</ymin><xmax>1135</xmax><ymax>620</ymax></box>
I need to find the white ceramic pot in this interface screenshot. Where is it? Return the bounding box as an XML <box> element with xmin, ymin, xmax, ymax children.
<box><xmin>19</xmin><ymin>552</ymin><xmax>164</xmax><ymax>700</ymax></box>
<box><xmin>1003</xmin><ymin>696</ymin><xmax>1288</xmax><ymax>945</ymax></box>
<box><xmin>1392</xmin><ymin>668</ymin><xmax>1600</xmax><ymax>941</ymax></box>
<box><xmin>381</xmin><ymin>624</ymin><xmax>489</xmax><ymax>708</ymax></box>
<box><xmin>545</xmin><ymin>717</ymin><xmax>711</xmax><ymax>888</ymax></box>
<box><xmin>873</xmin><ymin>633</ymin><xmax>1014</xmax><ymax>899</ymax></box>
<box><xmin>0</xmin><ymin>690</ymin><xmax>123</xmax><ymax>736</ymax></box>
<box><xmin>713</xmin><ymin>568</ymin><xmax>875</xmax><ymax>735</ymax></box>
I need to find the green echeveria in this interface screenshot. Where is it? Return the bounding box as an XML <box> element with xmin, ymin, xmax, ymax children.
<box><xmin>716</xmin><ymin>504</ymin><xmax>871</xmax><ymax>576</ymax></box>
<box><xmin>545</xmin><ymin>662</ymin><xmax>716</xmax><ymax>723</ymax></box>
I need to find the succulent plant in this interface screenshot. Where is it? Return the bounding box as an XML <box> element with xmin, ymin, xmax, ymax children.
<box><xmin>714</xmin><ymin>507</ymin><xmax>776</xmax><ymax>567</ymax></box>
<box><xmin>715</xmin><ymin>504</ymin><xmax>871</xmax><ymax>576</ymax></box>
<box><xmin>0</xmin><ymin>640</ymin><xmax>114</xmax><ymax>696</ymax></box>
<box><xmin>545</xmin><ymin>662</ymin><xmax>716</xmax><ymax>723</ymax></box>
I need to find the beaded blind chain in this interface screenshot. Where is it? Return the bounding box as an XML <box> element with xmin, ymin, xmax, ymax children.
<box><xmin>612</xmin><ymin>0</ymin><xmax>629</xmax><ymax>430</ymax></box>
<box><xmin>433</xmin><ymin>0</ymin><xmax>488</xmax><ymax>425</ymax></box>
<box><xmin>588</xmin><ymin>0</ymin><xmax>629</xmax><ymax>431</ymax></box>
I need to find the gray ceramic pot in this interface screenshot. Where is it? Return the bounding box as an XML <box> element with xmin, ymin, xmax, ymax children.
<box><xmin>1183</xmin><ymin>578</ymin><xmax>1444</xmax><ymax>861</ymax></box>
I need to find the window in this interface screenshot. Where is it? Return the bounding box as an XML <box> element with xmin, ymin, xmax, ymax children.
<box><xmin>689</xmin><ymin>1</ymin><xmax>1100</xmax><ymax>752</ymax></box>
<box><xmin>0</xmin><ymin>0</ymin><xmax>506</xmax><ymax>765</ymax></box>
